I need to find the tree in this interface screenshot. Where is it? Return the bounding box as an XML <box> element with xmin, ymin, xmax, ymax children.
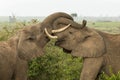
<box><xmin>71</xmin><ymin>13</ymin><xmax>77</xmax><ymax>17</ymax></box>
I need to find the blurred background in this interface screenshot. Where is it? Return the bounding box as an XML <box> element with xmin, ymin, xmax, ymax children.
<box><xmin>0</xmin><ymin>0</ymin><xmax>120</xmax><ymax>22</ymax></box>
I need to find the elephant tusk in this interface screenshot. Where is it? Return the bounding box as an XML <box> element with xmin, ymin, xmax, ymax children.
<box><xmin>52</xmin><ymin>24</ymin><xmax>71</xmax><ymax>33</ymax></box>
<box><xmin>44</xmin><ymin>28</ymin><xmax>58</xmax><ymax>39</ymax></box>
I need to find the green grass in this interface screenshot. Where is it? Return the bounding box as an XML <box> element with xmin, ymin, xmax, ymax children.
<box><xmin>88</xmin><ymin>21</ymin><xmax>120</xmax><ymax>33</ymax></box>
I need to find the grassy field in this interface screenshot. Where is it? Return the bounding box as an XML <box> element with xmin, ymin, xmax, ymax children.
<box><xmin>0</xmin><ymin>21</ymin><xmax>120</xmax><ymax>80</ymax></box>
<box><xmin>88</xmin><ymin>21</ymin><xmax>120</xmax><ymax>33</ymax></box>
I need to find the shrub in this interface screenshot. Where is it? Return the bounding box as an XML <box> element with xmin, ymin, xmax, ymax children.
<box><xmin>99</xmin><ymin>72</ymin><xmax>120</xmax><ymax>80</ymax></box>
<box><xmin>28</xmin><ymin>40</ymin><xmax>83</xmax><ymax>80</ymax></box>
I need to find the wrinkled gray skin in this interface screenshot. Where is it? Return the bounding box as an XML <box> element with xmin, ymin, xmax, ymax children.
<box><xmin>0</xmin><ymin>23</ymin><xmax>50</xmax><ymax>80</ymax></box>
<box><xmin>0</xmin><ymin>12</ymin><xmax>75</xmax><ymax>80</ymax></box>
<box><xmin>44</xmin><ymin>12</ymin><xmax>120</xmax><ymax>80</ymax></box>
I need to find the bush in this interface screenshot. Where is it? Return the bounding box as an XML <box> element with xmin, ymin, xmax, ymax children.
<box><xmin>99</xmin><ymin>72</ymin><xmax>120</xmax><ymax>80</ymax></box>
<box><xmin>28</xmin><ymin>40</ymin><xmax>83</xmax><ymax>80</ymax></box>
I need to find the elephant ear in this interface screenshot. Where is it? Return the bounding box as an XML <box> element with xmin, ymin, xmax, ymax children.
<box><xmin>71</xmin><ymin>29</ymin><xmax>106</xmax><ymax>58</ymax></box>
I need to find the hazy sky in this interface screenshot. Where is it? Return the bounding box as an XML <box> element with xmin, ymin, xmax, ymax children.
<box><xmin>0</xmin><ymin>0</ymin><xmax>120</xmax><ymax>16</ymax></box>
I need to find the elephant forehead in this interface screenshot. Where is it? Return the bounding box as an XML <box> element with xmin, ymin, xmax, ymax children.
<box><xmin>30</xmin><ymin>26</ymin><xmax>40</xmax><ymax>33</ymax></box>
<box><xmin>23</xmin><ymin>25</ymin><xmax>40</xmax><ymax>34</ymax></box>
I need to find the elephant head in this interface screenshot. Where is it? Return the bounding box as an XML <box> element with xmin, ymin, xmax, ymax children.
<box><xmin>7</xmin><ymin>23</ymin><xmax>50</xmax><ymax>61</ymax></box>
<box><xmin>44</xmin><ymin>13</ymin><xmax>106</xmax><ymax>58</ymax></box>
<box><xmin>8</xmin><ymin>12</ymin><xmax>72</xmax><ymax>61</ymax></box>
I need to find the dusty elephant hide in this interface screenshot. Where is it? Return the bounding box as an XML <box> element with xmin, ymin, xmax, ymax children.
<box><xmin>0</xmin><ymin>12</ymin><xmax>75</xmax><ymax>80</ymax></box>
<box><xmin>44</xmin><ymin>12</ymin><xmax>120</xmax><ymax>80</ymax></box>
<box><xmin>0</xmin><ymin>23</ymin><xmax>49</xmax><ymax>80</ymax></box>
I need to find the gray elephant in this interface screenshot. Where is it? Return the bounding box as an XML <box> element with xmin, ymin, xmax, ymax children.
<box><xmin>0</xmin><ymin>23</ymin><xmax>48</xmax><ymax>80</ymax></box>
<box><xmin>0</xmin><ymin>13</ymin><xmax>75</xmax><ymax>80</ymax></box>
<box><xmin>44</xmin><ymin>12</ymin><xmax>120</xmax><ymax>80</ymax></box>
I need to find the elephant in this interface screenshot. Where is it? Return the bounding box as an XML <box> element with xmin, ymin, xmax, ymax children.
<box><xmin>44</xmin><ymin>12</ymin><xmax>120</xmax><ymax>80</ymax></box>
<box><xmin>0</xmin><ymin>12</ymin><xmax>76</xmax><ymax>80</ymax></box>
<box><xmin>0</xmin><ymin>23</ymin><xmax>50</xmax><ymax>80</ymax></box>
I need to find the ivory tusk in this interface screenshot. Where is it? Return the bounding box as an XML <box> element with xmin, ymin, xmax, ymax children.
<box><xmin>52</xmin><ymin>24</ymin><xmax>71</xmax><ymax>33</ymax></box>
<box><xmin>44</xmin><ymin>28</ymin><xmax>58</xmax><ymax>39</ymax></box>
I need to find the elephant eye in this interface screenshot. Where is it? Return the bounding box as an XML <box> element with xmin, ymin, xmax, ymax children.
<box><xmin>27</xmin><ymin>36</ymin><xmax>36</xmax><ymax>41</ymax></box>
<box><xmin>28</xmin><ymin>37</ymin><xmax>34</xmax><ymax>41</ymax></box>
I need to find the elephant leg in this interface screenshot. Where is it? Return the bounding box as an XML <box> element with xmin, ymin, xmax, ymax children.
<box><xmin>80</xmin><ymin>57</ymin><xmax>103</xmax><ymax>80</ymax></box>
<box><xmin>14</xmin><ymin>59</ymin><xmax>28</xmax><ymax>80</ymax></box>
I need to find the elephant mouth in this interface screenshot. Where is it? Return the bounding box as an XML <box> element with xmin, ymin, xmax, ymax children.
<box><xmin>63</xmin><ymin>48</ymin><xmax>72</xmax><ymax>53</ymax></box>
<box><xmin>55</xmin><ymin>39</ymin><xmax>65</xmax><ymax>46</ymax></box>
<box><xmin>55</xmin><ymin>39</ymin><xmax>72</xmax><ymax>53</ymax></box>
<box><xmin>63</xmin><ymin>48</ymin><xmax>77</xmax><ymax>58</ymax></box>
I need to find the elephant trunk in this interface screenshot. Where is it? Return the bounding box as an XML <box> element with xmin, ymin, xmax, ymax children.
<box><xmin>53</xmin><ymin>17</ymin><xmax>84</xmax><ymax>29</ymax></box>
<box><xmin>43</xmin><ymin>12</ymin><xmax>87</xmax><ymax>38</ymax></box>
<box><xmin>42</xmin><ymin>12</ymin><xmax>73</xmax><ymax>26</ymax></box>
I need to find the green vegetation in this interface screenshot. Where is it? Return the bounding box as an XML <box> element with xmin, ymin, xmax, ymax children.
<box><xmin>28</xmin><ymin>40</ymin><xmax>82</xmax><ymax>80</ymax></box>
<box><xmin>0</xmin><ymin>21</ymin><xmax>120</xmax><ymax>80</ymax></box>
<box><xmin>88</xmin><ymin>21</ymin><xmax>120</xmax><ymax>33</ymax></box>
